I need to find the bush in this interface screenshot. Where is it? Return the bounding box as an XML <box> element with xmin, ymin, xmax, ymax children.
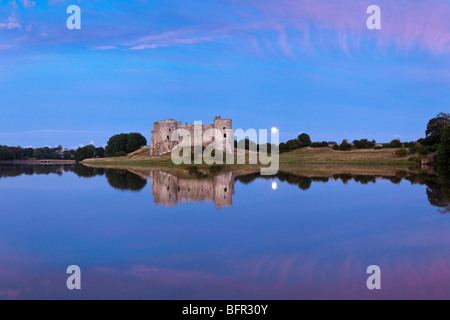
<box><xmin>417</xmin><ymin>146</ymin><xmax>429</xmax><ymax>156</ymax></box>
<box><xmin>395</xmin><ymin>149</ymin><xmax>408</xmax><ymax>158</ymax></box>
<box><xmin>353</xmin><ymin>139</ymin><xmax>376</xmax><ymax>149</ymax></box>
<box><xmin>286</xmin><ymin>139</ymin><xmax>303</xmax><ymax>151</ymax></box>
<box><xmin>311</xmin><ymin>141</ymin><xmax>329</xmax><ymax>148</ymax></box>
<box><xmin>332</xmin><ymin>144</ymin><xmax>339</xmax><ymax>151</ymax></box>
<box><xmin>279</xmin><ymin>142</ymin><xmax>287</xmax><ymax>153</ymax></box>
<box><xmin>339</xmin><ymin>139</ymin><xmax>352</xmax><ymax>151</ymax></box>
<box><xmin>388</xmin><ymin>139</ymin><xmax>402</xmax><ymax>148</ymax></box>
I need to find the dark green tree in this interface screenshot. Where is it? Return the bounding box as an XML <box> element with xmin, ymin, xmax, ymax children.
<box><xmin>425</xmin><ymin>113</ymin><xmax>450</xmax><ymax>146</ymax></box>
<box><xmin>286</xmin><ymin>139</ymin><xmax>303</xmax><ymax>151</ymax></box>
<box><xmin>126</xmin><ymin>133</ymin><xmax>147</xmax><ymax>154</ymax></box>
<box><xmin>339</xmin><ymin>139</ymin><xmax>352</xmax><ymax>151</ymax></box>
<box><xmin>95</xmin><ymin>147</ymin><xmax>105</xmax><ymax>158</ymax></box>
<box><xmin>105</xmin><ymin>133</ymin><xmax>147</xmax><ymax>157</ymax></box>
<box><xmin>389</xmin><ymin>139</ymin><xmax>402</xmax><ymax>148</ymax></box>
<box><xmin>297</xmin><ymin>133</ymin><xmax>311</xmax><ymax>147</ymax></box>
<box><xmin>74</xmin><ymin>145</ymin><xmax>96</xmax><ymax>162</ymax></box>
<box><xmin>437</xmin><ymin>126</ymin><xmax>450</xmax><ymax>165</ymax></box>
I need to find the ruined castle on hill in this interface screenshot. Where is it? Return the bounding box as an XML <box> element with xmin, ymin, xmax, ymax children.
<box><xmin>149</xmin><ymin>116</ymin><xmax>234</xmax><ymax>157</ymax></box>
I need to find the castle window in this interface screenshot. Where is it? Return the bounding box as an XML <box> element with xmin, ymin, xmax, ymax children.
<box><xmin>223</xmin><ymin>127</ymin><xmax>226</xmax><ymax>130</ymax></box>
<box><xmin>167</xmin><ymin>135</ymin><xmax>169</xmax><ymax>140</ymax></box>
<box><xmin>224</xmin><ymin>134</ymin><xmax>227</xmax><ymax>138</ymax></box>
<box><xmin>224</xmin><ymin>188</ymin><xmax>227</xmax><ymax>192</ymax></box>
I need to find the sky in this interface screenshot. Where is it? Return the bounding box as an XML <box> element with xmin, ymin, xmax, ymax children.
<box><xmin>0</xmin><ymin>0</ymin><xmax>449</xmax><ymax>148</ymax></box>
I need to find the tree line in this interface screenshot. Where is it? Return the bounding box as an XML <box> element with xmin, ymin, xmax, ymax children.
<box><xmin>0</xmin><ymin>132</ymin><xmax>148</xmax><ymax>162</ymax></box>
<box><xmin>74</xmin><ymin>132</ymin><xmax>147</xmax><ymax>161</ymax></box>
<box><xmin>0</xmin><ymin>145</ymin><xmax>74</xmax><ymax>161</ymax></box>
<box><xmin>274</xmin><ymin>112</ymin><xmax>449</xmax><ymax>165</ymax></box>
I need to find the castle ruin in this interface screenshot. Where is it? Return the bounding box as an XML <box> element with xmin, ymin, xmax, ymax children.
<box><xmin>149</xmin><ymin>116</ymin><xmax>234</xmax><ymax>157</ymax></box>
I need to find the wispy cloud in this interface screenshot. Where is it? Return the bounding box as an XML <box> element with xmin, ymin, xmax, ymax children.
<box><xmin>120</xmin><ymin>0</ymin><xmax>450</xmax><ymax>55</ymax></box>
<box><xmin>1</xmin><ymin>1</ymin><xmax>449</xmax><ymax>56</ymax></box>
<box><xmin>0</xmin><ymin>15</ymin><xmax>21</xmax><ymax>30</ymax></box>
<box><xmin>93</xmin><ymin>45</ymin><xmax>117</xmax><ymax>51</ymax></box>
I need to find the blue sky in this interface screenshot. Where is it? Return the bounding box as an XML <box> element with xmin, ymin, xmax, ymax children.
<box><xmin>0</xmin><ymin>0</ymin><xmax>449</xmax><ymax>148</ymax></box>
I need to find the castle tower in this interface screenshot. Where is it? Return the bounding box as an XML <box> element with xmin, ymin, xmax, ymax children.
<box><xmin>150</xmin><ymin>119</ymin><xmax>180</xmax><ymax>156</ymax></box>
<box><xmin>213</xmin><ymin>116</ymin><xmax>234</xmax><ymax>154</ymax></box>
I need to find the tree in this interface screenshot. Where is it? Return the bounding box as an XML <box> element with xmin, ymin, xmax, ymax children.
<box><xmin>0</xmin><ymin>146</ymin><xmax>15</xmax><ymax>160</ymax></box>
<box><xmin>74</xmin><ymin>145</ymin><xmax>96</xmax><ymax>162</ymax></box>
<box><xmin>286</xmin><ymin>139</ymin><xmax>303</xmax><ymax>151</ymax></box>
<box><xmin>353</xmin><ymin>139</ymin><xmax>375</xmax><ymax>149</ymax></box>
<box><xmin>311</xmin><ymin>141</ymin><xmax>329</xmax><ymax>148</ymax></box>
<box><xmin>388</xmin><ymin>139</ymin><xmax>402</xmax><ymax>148</ymax></box>
<box><xmin>425</xmin><ymin>113</ymin><xmax>450</xmax><ymax>146</ymax></box>
<box><xmin>105</xmin><ymin>133</ymin><xmax>147</xmax><ymax>157</ymax></box>
<box><xmin>33</xmin><ymin>149</ymin><xmax>44</xmax><ymax>159</ymax></box>
<box><xmin>63</xmin><ymin>151</ymin><xmax>73</xmax><ymax>160</ymax></box>
<box><xmin>126</xmin><ymin>133</ymin><xmax>147</xmax><ymax>154</ymax></box>
<box><xmin>339</xmin><ymin>139</ymin><xmax>352</xmax><ymax>151</ymax></box>
<box><xmin>437</xmin><ymin>127</ymin><xmax>450</xmax><ymax>165</ymax></box>
<box><xmin>95</xmin><ymin>147</ymin><xmax>105</xmax><ymax>158</ymax></box>
<box><xmin>297</xmin><ymin>133</ymin><xmax>311</xmax><ymax>147</ymax></box>
<box><xmin>395</xmin><ymin>149</ymin><xmax>408</xmax><ymax>158</ymax></box>
<box><xmin>24</xmin><ymin>148</ymin><xmax>34</xmax><ymax>159</ymax></box>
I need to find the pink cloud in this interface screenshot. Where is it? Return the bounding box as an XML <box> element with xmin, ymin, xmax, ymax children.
<box><xmin>250</xmin><ymin>0</ymin><xmax>450</xmax><ymax>54</ymax></box>
<box><xmin>93</xmin><ymin>45</ymin><xmax>117</xmax><ymax>50</ymax></box>
<box><xmin>128</xmin><ymin>30</ymin><xmax>230</xmax><ymax>50</ymax></box>
<box><xmin>124</xmin><ymin>0</ymin><xmax>449</xmax><ymax>55</ymax></box>
<box><xmin>23</xmin><ymin>0</ymin><xmax>35</xmax><ymax>9</ymax></box>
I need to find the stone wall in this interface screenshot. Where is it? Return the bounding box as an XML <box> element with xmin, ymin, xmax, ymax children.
<box><xmin>149</xmin><ymin>116</ymin><xmax>234</xmax><ymax>156</ymax></box>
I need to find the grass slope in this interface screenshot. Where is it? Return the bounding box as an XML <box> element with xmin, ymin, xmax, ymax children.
<box><xmin>82</xmin><ymin>146</ymin><xmax>417</xmax><ymax>166</ymax></box>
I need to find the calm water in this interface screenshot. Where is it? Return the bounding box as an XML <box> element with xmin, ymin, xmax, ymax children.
<box><xmin>0</xmin><ymin>164</ymin><xmax>449</xmax><ymax>300</ymax></box>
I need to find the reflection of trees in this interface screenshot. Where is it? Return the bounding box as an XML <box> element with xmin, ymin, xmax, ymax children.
<box><xmin>236</xmin><ymin>169</ymin><xmax>450</xmax><ymax>213</ymax></box>
<box><xmin>0</xmin><ymin>164</ymin><xmax>74</xmax><ymax>178</ymax></box>
<box><xmin>73</xmin><ymin>164</ymin><xmax>104</xmax><ymax>178</ymax></box>
<box><xmin>105</xmin><ymin>169</ymin><xmax>147</xmax><ymax>192</ymax></box>
<box><xmin>406</xmin><ymin>166</ymin><xmax>450</xmax><ymax>214</ymax></box>
<box><xmin>236</xmin><ymin>172</ymin><xmax>313</xmax><ymax>191</ymax></box>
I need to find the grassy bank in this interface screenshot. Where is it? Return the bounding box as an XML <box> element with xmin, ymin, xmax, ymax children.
<box><xmin>82</xmin><ymin>146</ymin><xmax>418</xmax><ymax>166</ymax></box>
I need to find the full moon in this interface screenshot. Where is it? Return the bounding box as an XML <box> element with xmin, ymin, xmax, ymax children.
<box><xmin>271</xmin><ymin>127</ymin><xmax>278</xmax><ymax>134</ymax></box>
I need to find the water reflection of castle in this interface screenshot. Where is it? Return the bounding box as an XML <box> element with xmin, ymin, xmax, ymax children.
<box><xmin>149</xmin><ymin>171</ymin><xmax>235</xmax><ymax>209</ymax></box>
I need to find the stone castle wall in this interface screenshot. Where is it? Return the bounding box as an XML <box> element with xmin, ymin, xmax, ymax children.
<box><xmin>150</xmin><ymin>116</ymin><xmax>234</xmax><ymax>156</ymax></box>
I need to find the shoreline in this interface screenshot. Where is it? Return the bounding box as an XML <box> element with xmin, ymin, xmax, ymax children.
<box><xmin>0</xmin><ymin>160</ymin><xmax>76</xmax><ymax>165</ymax></box>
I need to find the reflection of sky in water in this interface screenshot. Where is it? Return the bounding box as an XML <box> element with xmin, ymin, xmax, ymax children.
<box><xmin>0</xmin><ymin>169</ymin><xmax>450</xmax><ymax>299</ymax></box>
